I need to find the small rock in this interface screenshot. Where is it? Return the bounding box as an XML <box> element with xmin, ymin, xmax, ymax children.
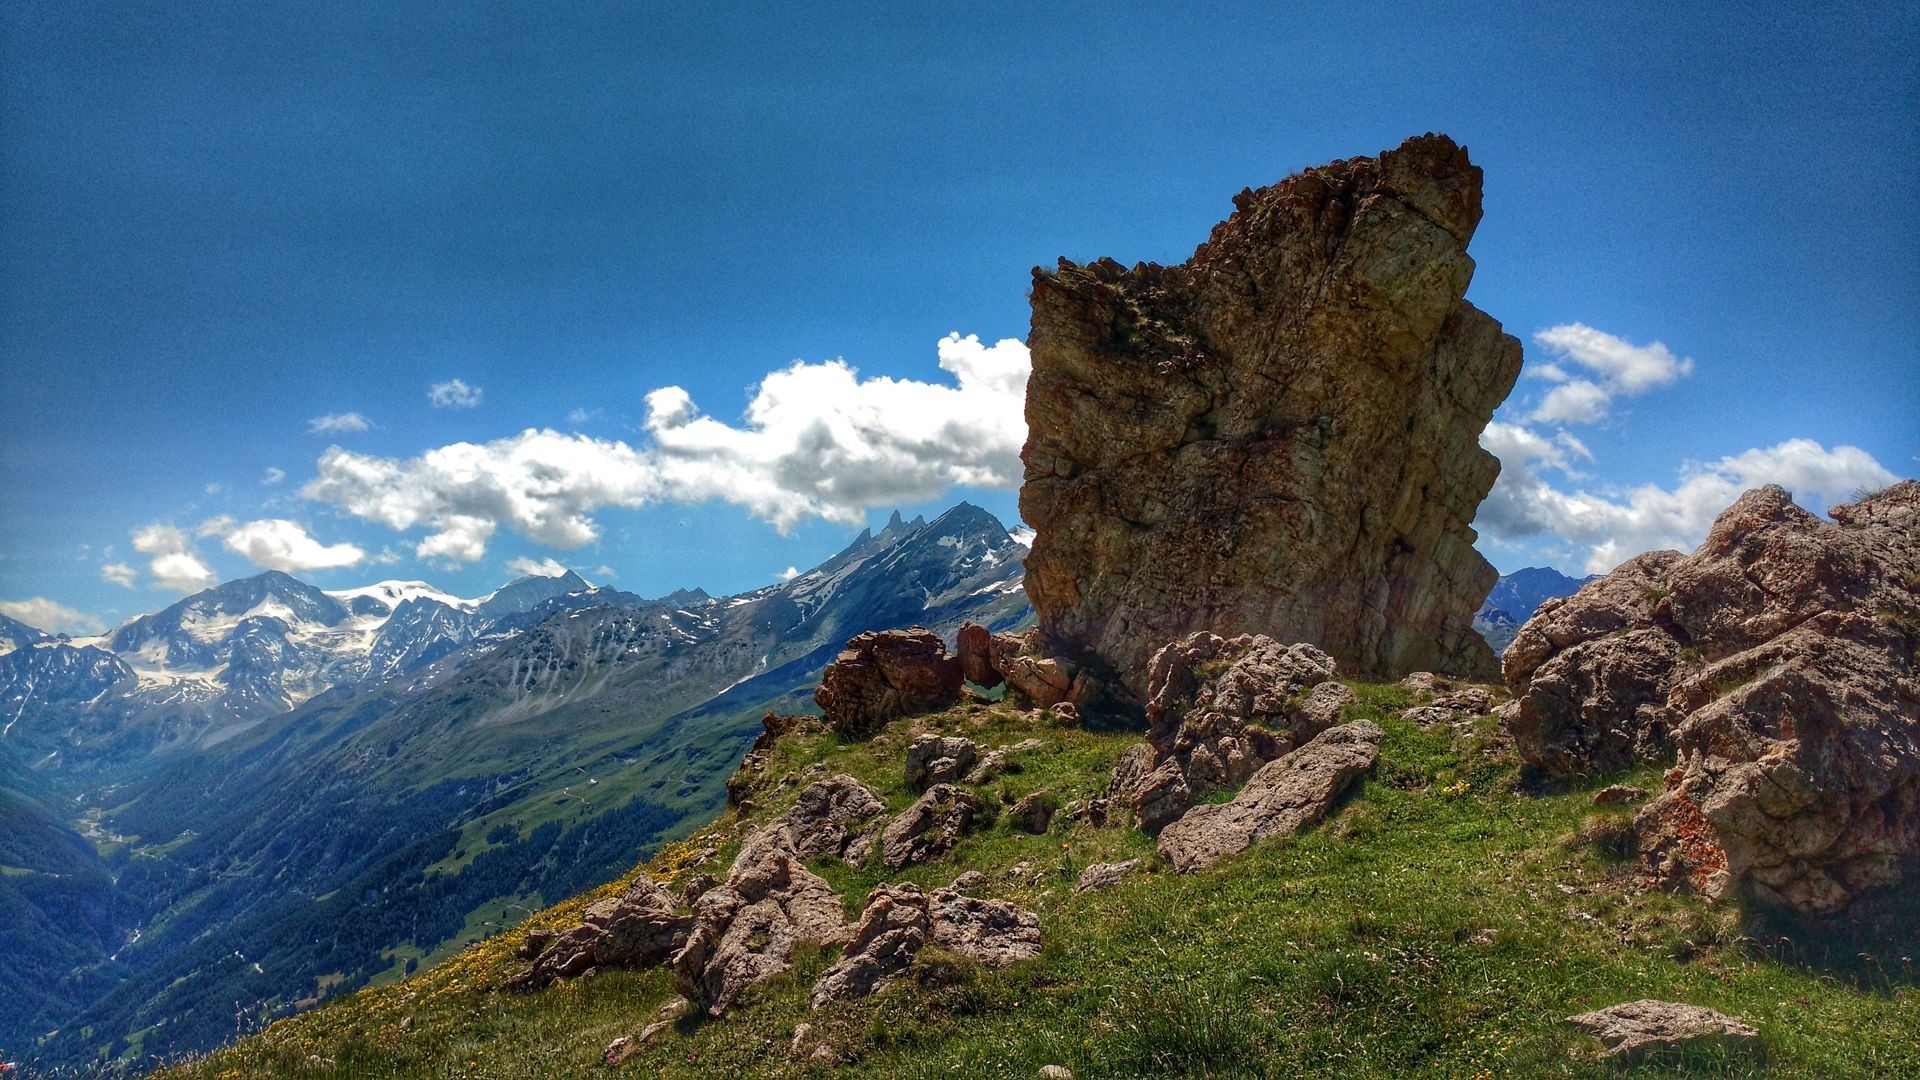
<box><xmin>880</xmin><ymin>784</ymin><xmax>980</xmax><ymax>870</ymax></box>
<box><xmin>1566</xmin><ymin>1000</ymin><xmax>1760</xmax><ymax>1062</ymax></box>
<box><xmin>1076</xmin><ymin>859</ymin><xmax>1140</xmax><ymax>892</ymax></box>
<box><xmin>602</xmin><ymin>1035</ymin><xmax>637</xmax><ymax>1065</ymax></box>
<box><xmin>1040</xmin><ymin>1067</ymin><xmax>1075</xmax><ymax>1080</ymax></box>
<box><xmin>1400</xmin><ymin>671</ymin><xmax>1446</xmax><ymax>696</ymax></box>
<box><xmin>1468</xmin><ymin>928</ymin><xmax>1498</xmax><ymax>947</ymax></box>
<box><xmin>1050</xmin><ymin>702</ymin><xmax>1081</xmax><ymax>725</ymax></box>
<box><xmin>788</xmin><ymin>1021</ymin><xmax>813</xmax><ymax>1055</ymax></box>
<box><xmin>1009</xmin><ymin>791</ymin><xmax>1055</xmax><ymax>834</ymax></box>
<box><xmin>1008</xmin><ymin>738</ymin><xmax>1046</xmax><ymax>753</ymax></box>
<box><xmin>906</xmin><ymin>734</ymin><xmax>980</xmax><ymax>791</ymax></box>
<box><xmin>637</xmin><ymin>1019</ymin><xmax>672</xmax><ymax>1044</ymax></box>
<box><xmin>964</xmin><ymin>748</ymin><xmax>1010</xmax><ymax>784</ymax></box>
<box><xmin>949</xmin><ymin>870</ymin><xmax>988</xmax><ymax>894</ymax></box>
<box><xmin>1593</xmin><ymin>784</ymin><xmax>1649</xmax><ymax>806</ymax></box>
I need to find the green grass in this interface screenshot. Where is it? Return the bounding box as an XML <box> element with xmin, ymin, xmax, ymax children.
<box><xmin>161</xmin><ymin>690</ymin><xmax>1920</xmax><ymax>1079</ymax></box>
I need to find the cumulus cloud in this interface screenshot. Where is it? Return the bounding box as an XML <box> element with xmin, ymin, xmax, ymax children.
<box><xmin>1527</xmin><ymin>324</ymin><xmax>1693</xmax><ymax>425</ymax></box>
<box><xmin>302</xmin><ymin>333</ymin><xmax>1030</xmax><ymax>560</ymax></box>
<box><xmin>0</xmin><ymin>597</ymin><xmax>106</xmax><ymax>636</ymax></box>
<box><xmin>1479</xmin><ymin>434</ymin><xmax>1897</xmax><ymax>573</ymax></box>
<box><xmin>505</xmin><ymin>556</ymin><xmax>571</xmax><ymax>578</ymax></box>
<box><xmin>101</xmin><ymin>563</ymin><xmax>138</xmax><ymax>589</ymax></box>
<box><xmin>221</xmin><ymin>519</ymin><xmax>367</xmax><ymax>573</ymax></box>
<box><xmin>429</xmin><ymin>379</ymin><xmax>484</xmax><ymax>409</ymax></box>
<box><xmin>309</xmin><ymin>412</ymin><xmax>372</xmax><ymax>435</ymax></box>
<box><xmin>778</xmin><ymin>566</ymin><xmax>801</xmax><ymax>581</ymax></box>
<box><xmin>262</xmin><ymin>467</ymin><xmax>286</xmax><ymax>486</ymax></box>
<box><xmin>132</xmin><ymin>524</ymin><xmax>218</xmax><ymax>593</ymax></box>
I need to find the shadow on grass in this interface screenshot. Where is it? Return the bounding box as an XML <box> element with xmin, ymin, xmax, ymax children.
<box><xmin>1738</xmin><ymin>864</ymin><xmax>1920</xmax><ymax>992</ymax></box>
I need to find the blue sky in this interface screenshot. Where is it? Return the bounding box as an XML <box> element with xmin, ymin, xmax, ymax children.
<box><xmin>2</xmin><ymin>1</ymin><xmax>1915</xmax><ymax>634</ymax></box>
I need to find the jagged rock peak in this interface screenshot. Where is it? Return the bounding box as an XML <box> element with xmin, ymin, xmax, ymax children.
<box><xmin>1019</xmin><ymin>133</ymin><xmax>1521</xmax><ymax>695</ymax></box>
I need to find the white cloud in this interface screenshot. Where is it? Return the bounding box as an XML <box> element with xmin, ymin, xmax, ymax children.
<box><xmin>309</xmin><ymin>412</ymin><xmax>372</xmax><ymax>434</ymax></box>
<box><xmin>302</xmin><ymin>333</ymin><xmax>1030</xmax><ymax>559</ymax></box>
<box><xmin>101</xmin><ymin>563</ymin><xmax>138</xmax><ymax>589</ymax></box>
<box><xmin>567</xmin><ymin>407</ymin><xmax>602</xmax><ymax>425</ymax></box>
<box><xmin>262</xmin><ymin>467</ymin><xmax>286</xmax><ymax>486</ymax></box>
<box><xmin>371</xmin><ymin>546</ymin><xmax>403</xmax><ymax>566</ymax></box>
<box><xmin>1479</xmin><ymin>433</ymin><xmax>1897</xmax><ymax>573</ymax></box>
<box><xmin>429</xmin><ymin>379</ymin><xmax>484</xmax><ymax>409</ymax></box>
<box><xmin>0</xmin><ymin>597</ymin><xmax>105</xmax><ymax>636</ymax></box>
<box><xmin>1527</xmin><ymin>324</ymin><xmax>1693</xmax><ymax>425</ymax></box>
<box><xmin>506</xmin><ymin>556</ymin><xmax>571</xmax><ymax>578</ymax></box>
<box><xmin>778</xmin><ymin>566</ymin><xmax>801</xmax><ymax>581</ymax></box>
<box><xmin>221</xmin><ymin>519</ymin><xmax>367</xmax><ymax>573</ymax></box>
<box><xmin>132</xmin><ymin>524</ymin><xmax>218</xmax><ymax>592</ymax></box>
<box><xmin>196</xmin><ymin>515</ymin><xmax>237</xmax><ymax>539</ymax></box>
<box><xmin>204</xmin><ymin>482</ymin><xmax>224</xmax><ymax>496</ymax></box>
<box><xmin>593</xmin><ymin>564</ymin><xmax>616</xmax><ymax>579</ymax></box>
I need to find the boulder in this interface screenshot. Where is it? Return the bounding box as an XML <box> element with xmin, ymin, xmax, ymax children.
<box><xmin>1503</xmin><ymin>482</ymin><xmax>1920</xmax><ymax>913</ymax></box>
<box><xmin>880</xmin><ymin>784</ymin><xmax>979</xmax><ymax>870</ymax></box>
<box><xmin>509</xmin><ymin>873</ymin><xmax>692</xmax><ymax>991</ymax></box>
<box><xmin>809</xmin><ymin>877</ymin><xmax>1040</xmax><ymax>1006</ymax></box>
<box><xmin>1158</xmin><ymin>720</ymin><xmax>1384</xmax><ymax>873</ymax></box>
<box><xmin>775</xmin><ymin>774</ymin><xmax>886</xmax><ymax>862</ymax></box>
<box><xmin>1566</xmin><ymin>1000</ymin><xmax>1759</xmax><ymax>1063</ymax></box>
<box><xmin>1402</xmin><ymin>684</ymin><xmax>1498</xmax><ymax>729</ymax></box>
<box><xmin>1019</xmin><ymin>134</ymin><xmax>1521</xmax><ymax>695</ymax></box>
<box><xmin>671</xmin><ymin>825</ymin><xmax>848</xmax><ymax>1016</ymax></box>
<box><xmin>1106</xmin><ymin>633</ymin><xmax>1347</xmax><ymax>832</ymax></box>
<box><xmin>815</xmin><ymin>627</ymin><xmax>962</xmax><ymax>735</ymax></box>
<box><xmin>956</xmin><ymin>621</ymin><xmax>998</xmax><ymax>687</ymax></box>
<box><xmin>1008</xmin><ymin>791</ymin><xmax>1055</xmax><ymax>834</ymax></box>
<box><xmin>904</xmin><ymin>734</ymin><xmax>979</xmax><ymax>791</ymax></box>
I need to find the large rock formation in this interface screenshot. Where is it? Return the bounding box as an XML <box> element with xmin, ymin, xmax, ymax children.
<box><xmin>809</xmin><ymin>877</ymin><xmax>1041</xmax><ymax>1007</ymax></box>
<box><xmin>1104</xmin><ymin>633</ymin><xmax>1354</xmax><ymax>832</ymax></box>
<box><xmin>1019</xmin><ymin>134</ymin><xmax>1522</xmax><ymax>695</ymax></box>
<box><xmin>1503</xmin><ymin>482</ymin><xmax>1920</xmax><ymax>914</ymax></box>
<box><xmin>671</xmin><ymin>825</ymin><xmax>849</xmax><ymax>1015</ymax></box>
<box><xmin>509</xmin><ymin>873</ymin><xmax>691</xmax><ymax>990</ymax></box>
<box><xmin>814</xmin><ymin>628</ymin><xmax>962</xmax><ymax>735</ymax></box>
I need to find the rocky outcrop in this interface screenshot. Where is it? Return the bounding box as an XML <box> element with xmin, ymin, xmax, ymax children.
<box><xmin>880</xmin><ymin>784</ymin><xmax>979</xmax><ymax>870</ymax></box>
<box><xmin>775</xmin><ymin>774</ymin><xmax>886</xmax><ymax>862</ymax></box>
<box><xmin>1008</xmin><ymin>790</ymin><xmax>1055</xmax><ymax>834</ymax></box>
<box><xmin>809</xmin><ymin>877</ymin><xmax>1041</xmax><ymax>1007</ymax></box>
<box><xmin>671</xmin><ymin>826</ymin><xmax>848</xmax><ymax>1016</ymax></box>
<box><xmin>904</xmin><ymin>734</ymin><xmax>978</xmax><ymax>791</ymax></box>
<box><xmin>727</xmin><ymin>712</ymin><xmax>821</xmax><ymax>809</ymax></box>
<box><xmin>955</xmin><ymin>622</ymin><xmax>1102</xmax><ymax>709</ymax></box>
<box><xmin>509</xmin><ymin>873</ymin><xmax>691</xmax><ymax>990</ymax></box>
<box><xmin>1566</xmin><ymin>1000</ymin><xmax>1759</xmax><ymax>1063</ymax></box>
<box><xmin>1504</xmin><ymin>482</ymin><xmax>1920</xmax><ymax>914</ymax></box>
<box><xmin>1019</xmin><ymin>134</ymin><xmax>1521</xmax><ymax>695</ymax></box>
<box><xmin>1158</xmin><ymin>720</ymin><xmax>1383</xmax><ymax>872</ymax></box>
<box><xmin>815</xmin><ymin>628</ymin><xmax>962</xmax><ymax>735</ymax></box>
<box><xmin>1105</xmin><ymin>633</ymin><xmax>1351</xmax><ymax>832</ymax></box>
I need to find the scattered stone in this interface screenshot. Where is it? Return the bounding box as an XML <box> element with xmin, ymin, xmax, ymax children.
<box><xmin>1403</xmin><ymin>684</ymin><xmax>1499</xmax><ymax>729</ymax></box>
<box><xmin>1049</xmin><ymin>702</ymin><xmax>1082</xmax><ymax>726</ymax></box>
<box><xmin>509</xmin><ymin>873</ymin><xmax>691</xmax><ymax>991</ymax></box>
<box><xmin>602</xmin><ymin>1036</ymin><xmax>637</xmax><ymax>1066</ymax></box>
<box><xmin>678</xmin><ymin>873</ymin><xmax>718</xmax><ymax>907</ymax></box>
<box><xmin>788</xmin><ymin>1022</ymin><xmax>813</xmax><ymax>1056</ymax></box>
<box><xmin>815</xmin><ymin>627</ymin><xmax>962</xmax><ymax>735</ymax></box>
<box><xmin>964</xmin><ymin>748</ymin><xmax>1010</xmax><ymax>784</ymax></box>
<box><xmin>1401</xmin><ymin>671</ymin><xmax>1449</xmax><ymax>697</ymax></box>
<box><xmin>1159</xmin><ymin>721</ymin><xmax>1384</xmax><ymax>873</ymax></box>
<box><xmin>774</xmin><ymin>774</ymin><xmax>886</xmax><ymax>862</ymax></box>
<box><xmin>637</xmin><ymin>1020</ymin><xmax>671</xmax><ymax>1044</ymax></box>
<box><xmin>1076</xmin><ymin>859</ymin><xmax>1140</xmax><ymax>892</ymax></box>
<box><xmin>1008</xmin><ymin>791</ymin><xmax>1055</xmax><ymax>834</ymax></box>
<box><xmin>671</xmin><ymin>825</ymin><xmax>848</xmax><ymax>1016</ymax></box>
<box><xmin>809</xmin><ymin>879</ymin><xmax>1041</xmax><ymax>1006</ymax></box>
<box><xmin>1039</xmin><ymin>1067</ymin><xmax>1074</xmax><ymax>1080</ymax></box>
<box><xmin>880</xmin><ymin>784</ymin><xmax>980</xmax><ymax>870</ymax></box>
<box><xmin>1593</xmin><ymin>785</ymin><xmax>1649</xmax><ymax>806</ymax></box>
<box><xmin>906</xmin><ymin>734</ymin><xmax>980</xmax><ymax>791</ymax></box>
<box><xmin>1566</xmin><ymin>1000</ymin><xmax>1760</xmax><ymax>1063</ymax></box>
<box><xmin>1504</xmin><ymin>482</ymin><xmax>1920</xmax><ymax>913</ymax></box>
<box><xmin>949</xmin><ymin>870</ymin><xmax>988</xmax><ymax>893</ymax></box>
<box><xmin>1019</xmin><ymin>134</ymin><xmax>1520</xmax><ymax>693</ymax></box>
<box><xmin>1106</xmin><ymin>633</ymin><xmax>1346</xmax><ymax>832</ymax></box>
<box><xmin>1468</xmin><ymin>928</ymin><xmax>1498</xmax><ymax>947</ymax></box>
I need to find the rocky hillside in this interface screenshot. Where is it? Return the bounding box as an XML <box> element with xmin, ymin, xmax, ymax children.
<box><xmin>4</xmin><ymin>505</ymin><xmax>1032</xmax><ymax>1074</ymax></box>
<box><xmin>157</xmin><ymin>662</ymin><xmax>1917</xmax><ymax>1078</ymax></box>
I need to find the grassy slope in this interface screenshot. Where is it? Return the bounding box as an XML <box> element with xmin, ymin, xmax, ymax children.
<box><xmin>160</xmin><ymin>685</ymin><xmax>1919</xmax><ymax>1079</ymax></box>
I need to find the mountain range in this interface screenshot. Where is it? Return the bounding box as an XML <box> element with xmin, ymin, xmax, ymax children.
<box><xmin>1</xmin><ymin>504</ymin><xmax>1028</xmax><ymax>1073</ymax></box>
<box><xmin>1471</xmin><ymin>566</ymin><xmax>1600</xmax><ymax>657</ymax></box>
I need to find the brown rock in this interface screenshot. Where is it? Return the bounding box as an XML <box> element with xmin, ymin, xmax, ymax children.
<box><xmin>1008</xmin><ymin>790</ymin><xmax>1055</xmax><ymax>834</ymax></box>
<box><xmin>880</xmin><ymin>784</ymin><xmax>979</xmax><ymax>869</ymax></box>
<box><xmin>671</xmin><ymin>825</ymin><xmax>848</xmax><ymax>1016</ymax></box>
<box><xmin>1076</xmin><ymin>859</ymin><xmax>1140</xmax><ymax>892</ymax></box>
<box><xmin>775</xmin><ymin>774</ymin><xmax>886</xmax><ymax>861</ymax></box>
<box><xmin>1106</xmin><ymin>633</ymin><xmax>1347</xmax><ymax>832</ymax></box>
<box><xmin>728</xmin><ymin>712</ymin><xmax>818</xmax><ymax>809</ymax></box>
<box><xmin>815</xmin><ymin>627</ymin><xmax>962</xmax><ymax>735</ymax></box>
<box><xmin>1158</xmin><ymin>720</ymin><xmax>1384</xmax><ymax>873</ymax></box>
<box><xmin>1503</xmin><ymin>482</ymin><xmax>1920</xmax><ymax>913</ymax></box>
<box><xmin>1019</xmin><ymin>134</ymin><xmax>1520</xmax><ymax>696</ymax></box>
<box><xmin>927</xmin><ymin>880</ymin><xmax>1042</xmax><ymax>967</ymax></box>
<box><xmin>1566</xmin><ymin>1000</ymin><xmax>1759</xmax><ymax>1063</ymax></box>
<box><xmin>956</xmin><ymin>621</ymin><xmax>998</xmax><ymax>687</ymax></box>
<box><xmin>904</xmin><ymin>734</ymin><xmax>979</xmax><ymax>791</ymax></box>
<box><xmin>1402</xmin><ymin>684</ymin><xmax>1499</xmax><ymax>729</ymax></box>
<box><xmin>809</xmin><ymin>877</ymin><xmax>1041</xmax><ymax>1006</ymax></box>
<box><xmin>509</xmin><ymin>873</ymin><xmax>691</xmax><ymax>991</ymax></box>
<box><xmin>1594</xmin><ymin>784</ymin><xmax>1649</xmax><ymax>806</ymax></box>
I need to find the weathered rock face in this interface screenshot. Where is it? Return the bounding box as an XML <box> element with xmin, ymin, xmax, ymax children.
<box><xmin>1105</xmin><ymin>633</ymin><xmax>1352</xmax><ymax>832</ymax></box>
<box><xmin>1158</xmin><ymin>720</ymin><xmax>1383</xmax><ymax>873</ymax></box>
<box><xmin>809</xmin><ymin>877</ymin><xmax>1041</xmax><ymax>1007</ymax></box>
<box><xmin>1504</xmin><ymin>482</ymin><xmax>1920</xmax><ymax>914</ymax></box>
<box><xmin>904</xmin><ymin>734</ymin><xmax>979</xmax><ymax>792</ymax></box>
<box><xmin>815</xmin><ymin>628</ymin><xmax>962</xmax><ymax>735</ymax></box>
<box><xmin>509</xmin><ymin>873</ymin><xmax>692</xmax><ymax>990</ymax></box>
<box><xmin>880</xmin><ymin>783</ymin><xmax>979</xmax><ymax>870</ymax></box>
<box><xmin>671</xmin><ymin>825</ymin><xmax>848</xmax><ymax>1016</ymax></box>
<box><xmin>1020</xmin><ymin>134</ymin><xmax>1521</xmax><ymax>695</ymax></box>
<box><xmin>1565</xmin><ymin>1000</ymin><xmax>1760</xmax><ymax>1063</ymax></box>
<box><xmin>775</xmin><ymin>774</ymin><xmax>887</xmax><ymax>862</ymax></box>
<box><xmin>956</xmin><ymin>622</ymin><xmax>1103</xmax><ymax>709</ymax></box>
